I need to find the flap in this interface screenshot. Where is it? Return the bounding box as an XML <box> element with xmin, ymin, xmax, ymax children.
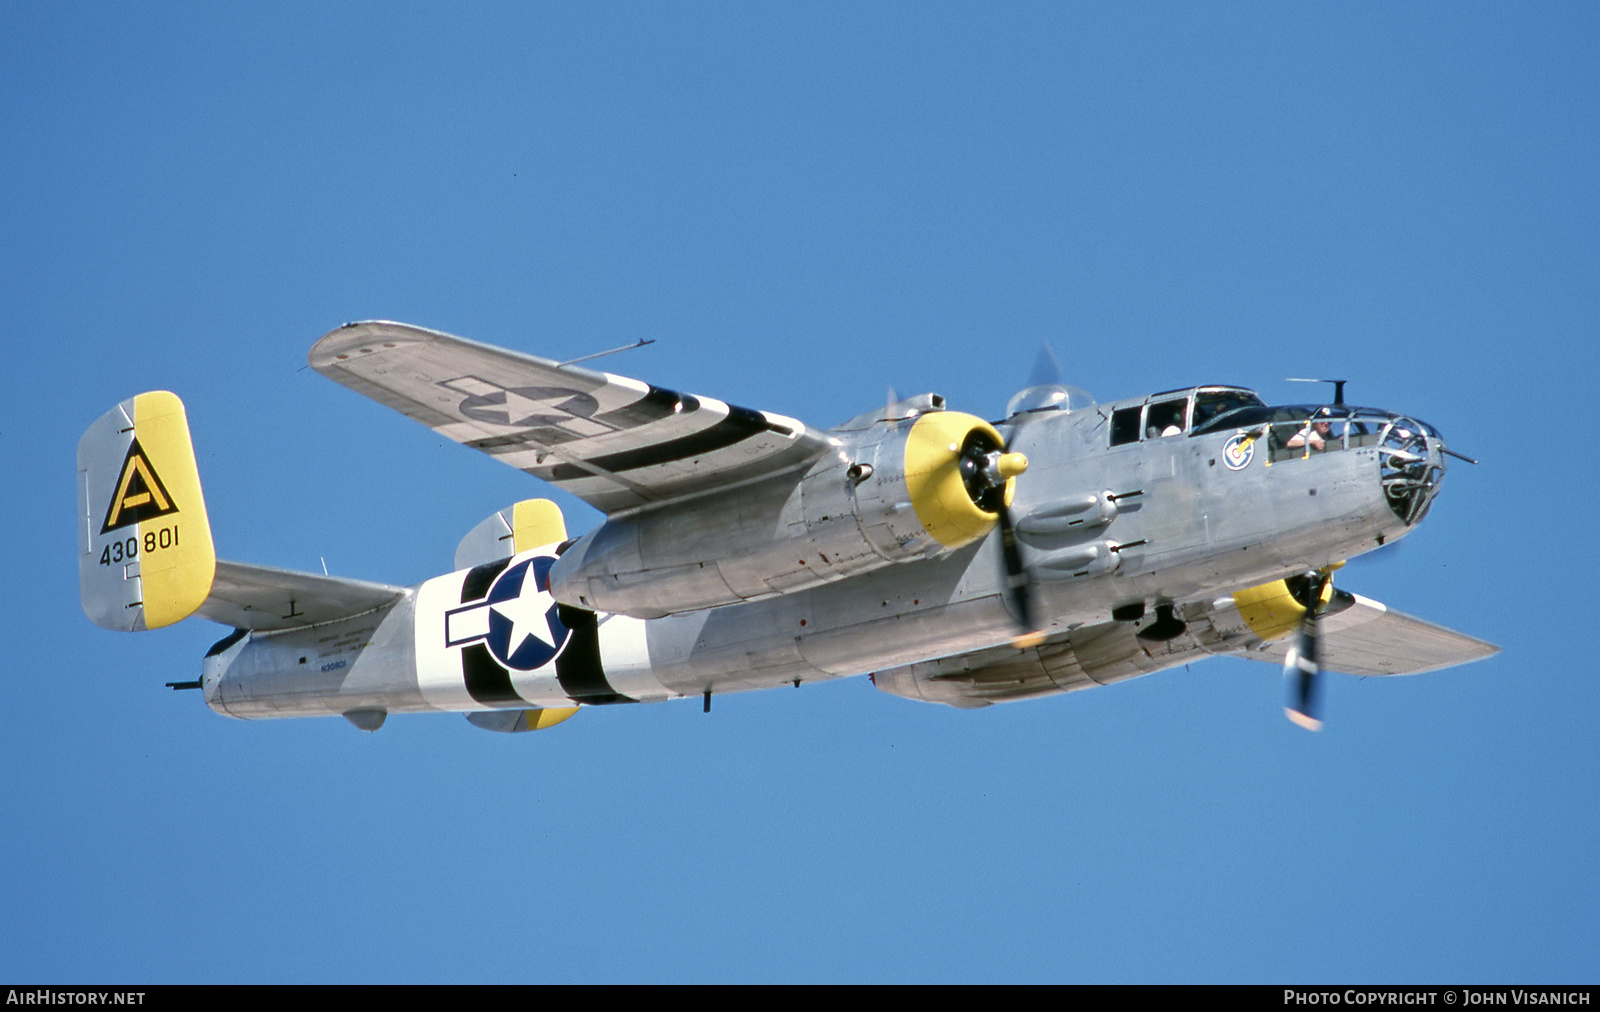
<box><xmin>196</xmin><ymin>559</ymin><xmax>407</xmax><ymax>631</ymax></box>
<box><xmin>309</xmin><ymin>321</ymin><xmax>835</xmax><ymax>515</ymax></box>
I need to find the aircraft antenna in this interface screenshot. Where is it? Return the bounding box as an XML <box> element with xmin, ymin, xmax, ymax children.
<box><xmin>1287</xmin><ymin>377</ymin><xmax>1347</xmax><ymax>405</ymax></box>
<box><xmin>558</xmin><ymin>338</ymin><xmax>656</xmax><ymax>368</ymax></box>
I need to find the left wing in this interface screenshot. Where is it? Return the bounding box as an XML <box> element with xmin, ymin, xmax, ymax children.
<box><xmin>310</xmin><ymin>321</ymin><xmax>834</xmax><ymax>515</ymax></box>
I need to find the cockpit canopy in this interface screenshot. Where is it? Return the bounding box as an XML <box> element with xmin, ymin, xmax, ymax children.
<box><xmin>1103</xmin><ymin>386</ymin><xmax>1267</xmax><ymax>446</ymax></box>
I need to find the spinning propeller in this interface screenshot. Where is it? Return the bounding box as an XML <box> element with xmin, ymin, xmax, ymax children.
<box><xmin>978</xmin><ymin>343</ymin><xmax>1095</xmax><ymax>650</ymax></box>
<box><xmin>957</xmin><ymin>433</ymin><xmax>1037</xmax><ymax>648</ymax></box>
<box><xmin>1281</xmin><ymin>566</ymin><xmax>1352</xmax><ymax>731</ymax></box>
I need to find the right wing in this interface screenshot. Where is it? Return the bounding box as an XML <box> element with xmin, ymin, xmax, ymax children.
<box><xmin>870</xmin><ymin>619</ymin><xmax>1209</xmax><ymax>708</ymax></box>
<box><xmin>1232</xmin><ymin>592</ymin><xmax>1501</xmax><ymax>676</ymax></box>
<box><xmin>309</xmin><ymin>321</ymin><xmax>835</xmax><ymax>515</ymax></box>
<box><xmin>872</xmin><ymin>584</ymin><xmax>1498</xmax><ymax>708</ymax></box>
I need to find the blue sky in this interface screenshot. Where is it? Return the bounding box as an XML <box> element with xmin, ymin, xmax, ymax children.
<box><xmin>3</xmin><ymin>2</ymin><xmax>1596</xmax><ymax>983</ymax></box>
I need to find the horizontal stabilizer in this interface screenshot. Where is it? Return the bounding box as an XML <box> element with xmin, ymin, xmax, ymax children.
<box><xmin>196</xmin><ymin>560</ymin><xmax>407</xmax><ymax>631</ymax></box>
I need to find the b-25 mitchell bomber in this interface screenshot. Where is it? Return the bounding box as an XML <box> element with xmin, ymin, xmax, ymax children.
<box><xmin>78</xmin><ymin>322</ymin><xmax>1496</xmax><ymax>733</ymax></box>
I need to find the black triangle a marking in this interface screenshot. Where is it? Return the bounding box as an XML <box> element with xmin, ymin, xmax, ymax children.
<box><xmin>101</xmin><ymin>437</ymin><xmax>179</xmax><ymax>534</ymax></box>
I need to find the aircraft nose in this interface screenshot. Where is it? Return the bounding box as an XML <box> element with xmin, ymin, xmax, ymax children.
<box><xmin>1378</xmin><ymin>414</ymin><xmax>1446</xmax><ymax>525</ymax></box>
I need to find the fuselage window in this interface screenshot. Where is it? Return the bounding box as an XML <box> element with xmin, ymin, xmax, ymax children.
<box><xmin>1110</xmin><ymin>407</ymin><xmax>1142</xmax><ymax>446</ymax></box>
<box><xmin>1193</xmin><ymin>390</ymin><xmax>1263</xmax><ymax>431</ymax></box>
<box><xmin>1146</xmin><ymin>399</ymin><xmax>1187</xmax><ymax>438</ymax></box>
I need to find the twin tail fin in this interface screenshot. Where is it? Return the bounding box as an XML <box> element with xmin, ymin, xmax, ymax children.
<box><xmin>78</xmin><ymin>392</ymin><xmax>216</xmax><ymax>631</ymax></box>
<box><xmin>78</xmin><ymin>392</ymin><xmax>406</xmax><ymax>633</ymax></box>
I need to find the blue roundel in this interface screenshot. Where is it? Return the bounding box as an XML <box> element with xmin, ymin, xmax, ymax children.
<box><xmin>1222</xmin><ymin>432</ymin><xmax>1255</xmax><ymax>471</ymax></box>
<box><xmin>482</xmin><ymin>557</ymin><xmax>570</xmax><ymax>671</ymax></box>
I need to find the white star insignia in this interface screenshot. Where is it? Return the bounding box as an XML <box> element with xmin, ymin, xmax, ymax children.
<box><xmin>491</xmin><ymin>581</ymin><xmax>553</xmax><ymax>658</ymax></box>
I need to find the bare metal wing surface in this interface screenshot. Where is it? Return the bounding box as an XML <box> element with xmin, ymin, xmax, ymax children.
<box><xmin>309</xmin><ymin>321</ymin><xmax>835</xmax><ymax>515</ymax></box>
<box><xmin>871</xmin><ymin>591</ymin><xmax>1499</xmax><ymax>708</ymax></box>
<box><xmin>197</xmin><ymin>560</ymin><xmax>407</xmax><ymax>631</ymax></box>
<box><xmin>1236</xmin><ymin>593</ymin><xmax>1499</xmax><ymax>677</ymax></box>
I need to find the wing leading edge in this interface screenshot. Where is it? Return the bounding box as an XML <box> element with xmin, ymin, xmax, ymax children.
<box><xmin>309</xmin><ymin>321</ymin><xmax>834</xmax><ymax>515</ymax></box>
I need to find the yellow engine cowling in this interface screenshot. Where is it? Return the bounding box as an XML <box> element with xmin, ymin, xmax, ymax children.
<box><xmin>852</xmin><ymin>411</ymin><xmax>1025</xmax><ymax>562</ymax></box>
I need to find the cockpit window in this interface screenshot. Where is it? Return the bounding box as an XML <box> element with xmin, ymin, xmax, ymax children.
<box><xmin>1193</xmin><ymin>403</ymin><xmax>1288</xmax><ymax>435</ymax></box>
<box><xmin>1192</xmin><ymin>390</ymin><xmax>1266</xmax><ymax>431</ymax></box>
<box><xmin>1107</xmin><ymin>388</ymin><xmax>1263</xmax><ymax>447</ymax></box>
<box><xmin>1110</xmin><ymin>406</ymin><xmax>1142</xmax><ymax>446</ymax></box>
<box><xmin>1146</xmin><ymin>399</ymin><xmax>1187</xmax><ymax>438</ymax></box>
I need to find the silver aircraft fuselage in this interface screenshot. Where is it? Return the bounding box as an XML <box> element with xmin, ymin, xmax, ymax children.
<box><xmin>202</xmin><ymin>386</ymin><xmax>1447</xmax><ymax>720</ymax></box>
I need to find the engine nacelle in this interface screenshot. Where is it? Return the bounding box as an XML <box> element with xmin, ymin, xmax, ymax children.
<box><xmin>849</xmin><ymin>409</ymin><xmax>1017</xmax><ymax>561</ymax></box>
<box><xmin>550</xmin><ymin>406</ymin><xmax>1024</xmax><ymax>618</ymax></box>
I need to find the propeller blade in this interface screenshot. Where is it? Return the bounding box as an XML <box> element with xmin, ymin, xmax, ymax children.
<box><xmin>1027</xmin><ymin>343</ymin><xmax>1064</xmax><ymax>389</ymax></box>
<box><xmin>978</xmin><ymin>420</ymin><xmax>1042</xmax><ymax>650</ymax></box>
<box><xmin>997</xmin><ymin>499</ymin><xmax>1044</xmax><ymax>649</ymax></box>
<box><xmin>1281</xmin><ymin>569</ymin><xmax>1333</xmax><ymax>731</ymax></box>
<box><xmin>1283</xmin><ymin>615</ymin><xmax>1323</xmax><ymax>731</ymax></box>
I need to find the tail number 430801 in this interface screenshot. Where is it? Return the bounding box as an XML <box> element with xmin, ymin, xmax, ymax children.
<box><xmin>99</xmin><ymin>524</ymin><xmax>179</xmax><ymax>566</ymax></box>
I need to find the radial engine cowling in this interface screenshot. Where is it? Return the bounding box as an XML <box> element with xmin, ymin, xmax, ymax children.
<box><xmin>548</xmin><ymin>407</ymin><xmax>1027</xmax><ymax>618</ymax></box>
<box><xmin>849</xmin><ymin>410</ymin><xmax>1023</xmax><ymax>562</ymax></box>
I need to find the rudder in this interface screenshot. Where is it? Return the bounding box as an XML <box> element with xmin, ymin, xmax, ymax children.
<box><xmin>78</xmin><ymin>391</ymin><xmax>216</xmax><ymax>630</ymax></box>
